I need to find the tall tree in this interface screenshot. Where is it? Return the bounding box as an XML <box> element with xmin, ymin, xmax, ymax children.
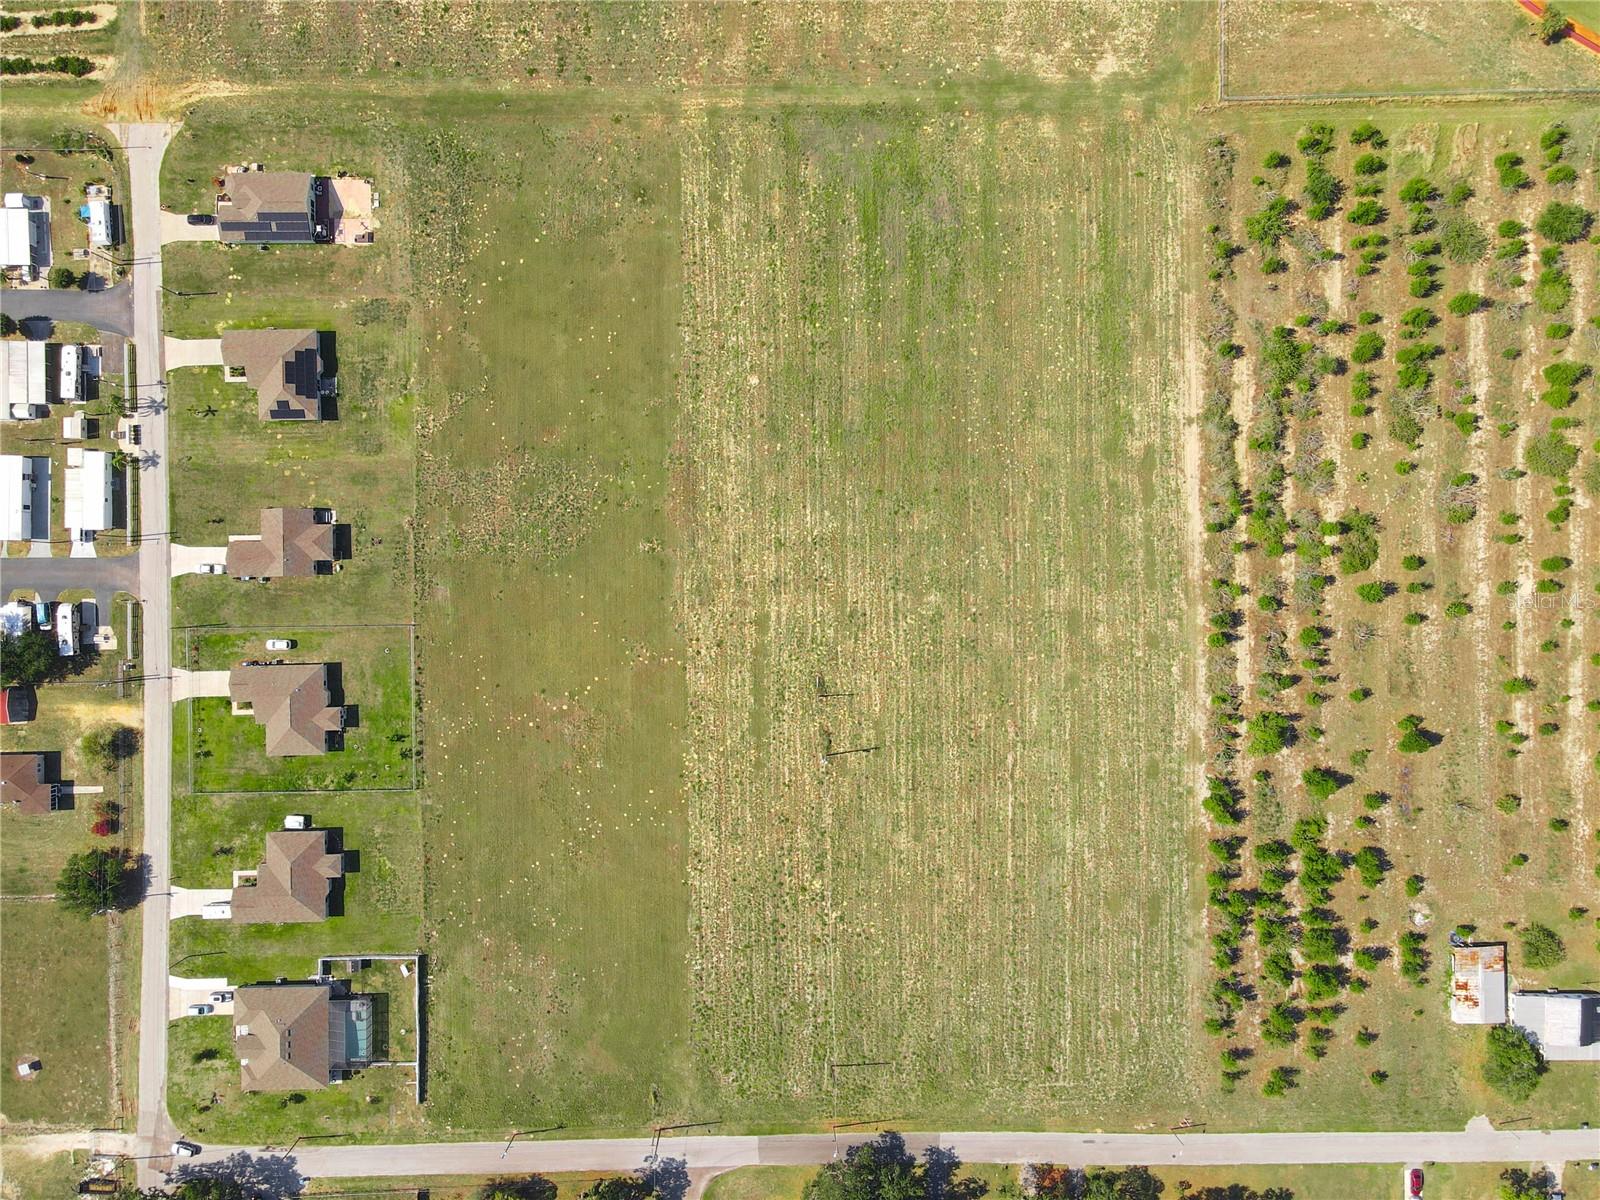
<box><xmin>55</xmin><ymin>847</ymin><xmax>129</xmax><ymax>916</ymax></box>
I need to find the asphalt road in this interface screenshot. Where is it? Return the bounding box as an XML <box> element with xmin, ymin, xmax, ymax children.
<box><xmin>167</xmin><ymin>1126</ymin><xmax>1600</xmax><ymax>1180</ymax></box>
<box><xmin>110</xmin><ymin>119</ymin><xmax>181</xmax><ymax>1188</ymax></box>
<box><xmin>0</xmin><ymin>279</ymin><xmax>134</xmax><ymax>336</ymax></box>
<box><xmin>0</xmin><ymin>551</ymin><xmax>141</xmax><ymax>614</ymax></box>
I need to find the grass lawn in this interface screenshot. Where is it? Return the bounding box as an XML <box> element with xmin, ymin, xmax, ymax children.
<box><xmin>168</xmin><ymin>791</ymin><xmax>420</xmax><ymax>985</ymax></box>
<box><xmin>168</xmin><ymin>1014</ymin><xmax>422</xmax><ymax>1144</ymax></box>
<box><xmin>0</xmin><ymin>899</ymin><xmax>114</xmax><ymax>1126</ymax></box>
<box><xmin>0</xmin><ymin>1149</ymin><xmax>99</xmax><ymax>1198</ymax></box>
<box><xmin>172</xmin><ymin>623</ymin><xmax>414</xmax><ymax>793</ymax></box>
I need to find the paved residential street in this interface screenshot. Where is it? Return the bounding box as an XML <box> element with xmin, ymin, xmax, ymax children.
<box><xmin>0</xmin><ymin>279</ymin><xmax>134</xmax><ymax>336</ymax></box>
<box><xmin>109</xmin><ymin>119</ymin><xmax>181</xmax><ymax>1187</ymax></box>
<box><xmin>161</xmin><ymin>1126</ymin><xmax>1600</xmax><ymax>1181</ymax></box>
<box><xmin>0</xmin><ymin>551</ymin><xmax>140</xmax><ymax>617</ymax></box>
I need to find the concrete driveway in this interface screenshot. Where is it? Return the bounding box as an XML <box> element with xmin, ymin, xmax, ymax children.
<box><xmin>170</xmin><ymin>669</ymin><xmax>230</xmax><ymax>701</ymax></box>
<box><xmin>170</xmin><ymin>544</ymin><xmax>227</xmax><ymax>577</ymax></box>
<box><xmin>159</xmin><ymin>209</ymin><xmax>220</xmax><ymax>245</ymax></box>
<box><xmin>0</xmin><ymin>281</ymin><xmax>133</xmax><ymax>337</ymax></box>
<box><xmin>170</xmin><ymin>886</ymin><xmax>231</xmax><ymax>919</ymax></box>
<box><xmin>167</xmin><ymin>976</ymin><xmax>233</xmax><ymax>1020</ymax></box>
<box><xmin>163</xmin><ymin>336</ymin><xmax>223</xmax><ymax>369</ymax></box>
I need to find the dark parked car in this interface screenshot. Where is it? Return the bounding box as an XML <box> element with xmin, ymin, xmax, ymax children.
<box><xmin>185</xmin><ymin>213</ymin><xmax>216</xmax><ymax>226</ymax></box>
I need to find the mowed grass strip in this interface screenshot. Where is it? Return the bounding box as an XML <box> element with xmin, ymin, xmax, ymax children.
<box><xmin>0</xmin><ymin>899</ymin><xmax>114</xmax><ymax>1126</ymax></box>
<box><xmin>676</xmin><ymin>109</ymin><xmax>1193</xmax><ymax>1120</ymax></box>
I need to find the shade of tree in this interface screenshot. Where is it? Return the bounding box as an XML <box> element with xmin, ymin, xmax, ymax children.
<box><xmin>1483</xmin><ymin>1024</ymin><xmax>1545</xmax><ymax>1101</ymax></box>
<box><xmin>1525</xmin><ymin>429</ymin><xmax>1578</xmax><ymax>478</ymax></box>
<box><xmin>480</xmin><ymin>1178</ymin><xmax>558</xmax><ymax>1200</ymax></box>
<box><xmin>1080</xmin><ymin>1167</ymin><xmax>1161</xmax><ymax>1200</ymax></box>
<box><xmin>55</xmin><ymin>848</ymin><xmax>130</xmax><ymax>917</ymax></box>
<box><xmin>1302</xmin><ymin>766</ymin><xmax>1342</xmax><ymax>800</ymax></box>
<box><xmin>2</xmin><ymin>626</ymin><xmax>64</xmax><ymax>686</ymax></box>
<box><xmin>1534</xmin><ymin>200</ymin><xmax>1593</xmax><ymax>244</ymax></box>
<box><xmin>80</xmin><ymin>724</ymin><xmax>140</xmax><ymax>773</ymax></box>
<box><xmin>1245</xmin><ymin>710</ymin><xmax>1295</xmax><ymax>756</ymax></box>
<box><xmin>1349</xmin><ymin>846</ymin><xmax>1384</xmax><ymax>886</ymax></box>
<box><xmin>1538</xmin><ymin>4</ymin><xmax>1570</xmax><ymax>42</ymax></box>
<box><xmin>805</xmin><ymin>1134</ymin><xmax>984</xmax><ymax>1200</ymax></box>
<box><xmin>1518</xmin><ymin>922</ymin><xmax>1566</xmax><ymax>969</ymax></box>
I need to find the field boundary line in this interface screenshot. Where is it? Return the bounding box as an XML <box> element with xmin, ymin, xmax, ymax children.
<box><xmin>1216</xmin><ymin>0</ymin><xmax>1600</xmax><ymax>103</ymax></box>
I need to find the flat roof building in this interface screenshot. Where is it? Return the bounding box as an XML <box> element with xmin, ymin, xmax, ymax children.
<box><xmin>85</xmin><ymin>198</ymin><xmax>115</xmax><ymax>248</ymax></box>
<box><xmin>231</xmin><ymin>829</ymin><xmax>343</xmax><ymax>924</ymax></box>
<box><xmin>226</xmin><ymin>507</ymin><xmax>337</xmax><ymax>579</ymax></box>
<box><xmin>229</xmin><ymin>662</ymin><xmax>346</xmax><ymax>757</ymax></box>
<box><xmin>2</xmin><ymin>341</ymin><xmax>48</xmax><ymax>420</ymax></box>
<box><xmin>0</xmin><ymin>194</ymin><xmax>49</xmax><ymax>269</ymax></box>
<box><xmin>220</xmin><ymin>329</ymin><xmax>330</xmax><ymax>421</ymax></box>
<box><xmin>64</xmin><ymin>447</ymin><xmax>113</xmax><ymax>534</ymax></box>
<box><xmin>1449</xmin><ymin>943</ymin><xmax>1508</xmax><ymax>1025</ymax></box>
<box><xmin>0</xmin><ymin>454</ymin><xmax>41</xmax><ymax>542</ymax></box>
<box><xmin>1510</xmin><ymin>991</ymin><xmax>1600</xmax><ymax>1062</ymax></box>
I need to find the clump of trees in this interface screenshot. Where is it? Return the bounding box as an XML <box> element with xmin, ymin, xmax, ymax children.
<box><xmin>2</xmin><ymin>626</ymin><xmax>69</xmax><ymax>687</ymax></box>
<box><xmin>0</xmin><ymin>54</ymin><xmax>95</xmax><ymax>77</ymax></box>
<box><xmin>1534</xmin><ymin>200</ymin><xmax>1593</xmax><ymax>243</ymax></box>
<box><xmin>1483</xmin><ymin>1024</ymin><xmax>1545</xmax><ymax>1100</ymax></box>
<box><xmin>1519</xmin><ymin>922</ymin><xmax>1566</xmax><ymax>969</ymax></box>
<box><xmin>55</xmin><ymin>847</ymin><xmax>132</xmax><ymax>917</ymax></box>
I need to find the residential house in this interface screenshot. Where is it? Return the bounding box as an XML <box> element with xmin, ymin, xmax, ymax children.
<box><xmin>229</xmin><ymin>662</ymin><xmax>346</xmax><ymax>757</ymax></box>
<box><xmin>0</xmin><ymin>194</ymin><xmax>49</xmax><ymax>271</ymax></box>
<box><xmin>230</xmin><ymin>829</ymin><xmax>344</xmax><ymax>924</ymax></box>
<box><xmin>1510</xmin><ymin>990</ymin><xmax>1600</xmax><ymax>1062</ymax></box>
<box><xmin>85</xmin><ymin>198</ymin><xmax>116</xmax><ymax>249</ymax></box>
<box><xmin>233</xmin><ymin>981</ymin><xmax>371</xmax><ymax>1091</ymax></box>
<box><xmin>1449</xmin><ymin>943</ymin><xmax>1508</xmax><ymax>1025</ymax></box>
<box><xmin>0</xmin><ymin>751</ymin><xmax>61</xmax><ymax>813</ymax></box>
<box><xmin>0</xmin><ymin>454</ymin><xmax>41</xmax><ymax>541</ymax></box>
<box><xmin>2</xmin><ymin>340</ymin><xmax>48</xmax><ymax>420</ymax></box>
<box><xmin>63</xmin><ymin>447</ymin><xmax>113</xmax><ymax>536</ymax></box>
<box><xmin>216</xmin><ymin>170</ymin><xmax>329</xmax><ymax>244</ymax></box>
<box><xmin>226</xmin><ymin>507</ymin><xmax>339</xmax><ymax>579</ymax></box>
<box><xmin>220</xmin><ymin>329</ymin><xmax>332</xmax><ymax>421</ymax></box>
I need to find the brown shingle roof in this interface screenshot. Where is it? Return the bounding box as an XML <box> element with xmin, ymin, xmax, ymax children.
<box><xmin>220</xmin><ymin>329</ymin><xmax>325</xmax><ymax>420</ymax></box>
<box><xmin>229</xmin><ymin>663</ymin><xmax>345</xmax><ymax>757</ymax></box>
<box><xmin>0</xmin><ymin>751</ymin><xmax>59</xmax><ymax>814</ymax></box>
<box><xmin>234</xmin><ymin>983</ymin><xmax>333</xmax><ymax>1092</ymax></box>
<box><xmin>217</xmin><ymin>171</ymin><xmax>315</xmax><ymax>244</ymax></box>
<box><xmin>225</xmin><ymin>508</ymin><xmax>335</xmax><ymax>578</ymax></box>
<box><xmin>231</xmin><ymin>830</ymin><xmax>343</xmax><ymax>924</ymax></box>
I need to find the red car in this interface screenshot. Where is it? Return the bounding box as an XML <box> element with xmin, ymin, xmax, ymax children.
<box><xmin>1409</xmin><ymin>1168</ymin><xmax>1424</xmax><ymax>1197</ymax></box>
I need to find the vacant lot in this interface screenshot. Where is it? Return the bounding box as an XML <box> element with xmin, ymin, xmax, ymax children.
<box><xmin>1222</xmin><ymin>0</ymin><xmax>1600</xmax><ymax>98</ymax></box>
<box><xmin>0</xmin><ymin>899</ymin><xmax>114</xmax><ymax>1126</ymax></box>
<box><xmin>173</xmin><ymin>623</ymin><xmax>414</xmax><ymax>793</ymax></box>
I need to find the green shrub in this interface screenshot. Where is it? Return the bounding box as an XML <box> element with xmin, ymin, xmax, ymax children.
<box><xmin>1534</xmin><ymin>201</ymin><xmax>1593</xmax><ymax>244</ymax></box>
<box><xmin>1446</xmin><ymin>291</ymin><xmax>1485</xmax><ymax>316</ymax></box>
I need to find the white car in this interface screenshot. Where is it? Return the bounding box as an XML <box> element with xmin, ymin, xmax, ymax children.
<box><xmin>185</xmin><ymin>1003</ymin><xmax>214</xmax><ymax>1016</ymax></box>
<box><xmin>171</xmin><ymin>1141</ymin><xmax>200</xmax><ymax>1158</ymax></box>
<box><xmin>209</xmin><ymin>990</ymin><xmax>233</xmax><ymax>1004</ymax></box>
<box><xmin>265</xmin><ymin>638</ymin><xmax>296</xmax><ymax>651</ymax></box>
<box><xmin>199</xmin><ymin>563</ymin><xmax>226</xmax><ymax>575</ymax></box>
